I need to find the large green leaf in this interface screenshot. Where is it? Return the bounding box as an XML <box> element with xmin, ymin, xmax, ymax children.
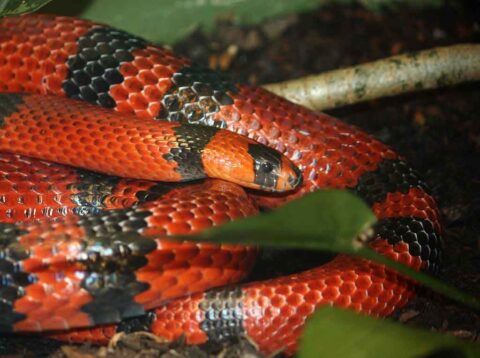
<box><xmin>0</xmin><ymin>0</ymin><xmax>51</xmax><ymax>16</ymax></box>
<box><xmin>299</xmin><ymin>307</ymin><xmax>480</xmax><ymax>358</ymax></box>
<box><xmin>191</xmin><ymin>190</ymin><xmax>376</xmax><ymax>249</ymax></box>
<box><xmin>182</xmin><ymin>190</ymin><xmax>480</xmax><ymax>311</ymax></box>
<box><xmin>40</xmin><ymin>0</ymin><xmax>443</xmax><ymax>45</ymax></box>
<box><xmin>40</xmin><ymin>0</ymin><xmax>327</xmax><ymax>44</ymax></box>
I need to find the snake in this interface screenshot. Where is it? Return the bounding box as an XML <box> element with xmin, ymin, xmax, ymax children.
<box><xmin>0</xmin><ymin>14</ymin><xmax>443</xmax><ymax>355</ymax></box>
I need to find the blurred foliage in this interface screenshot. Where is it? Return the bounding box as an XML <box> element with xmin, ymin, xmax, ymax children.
<box><xmin>0</xmin><ymin>0</ymin><xmax>51</xmax><ymax>16</ymax></box>
<box><xmin>39</xmin><ymin>0</ymin><xmax>443</xmax><ymax>44</ymax></box>
<box><xmin>299</xmin><ymin>307</ymin><xmax>480</xmax><ymax>358</ymax></box>
<box><xmin>187</xmin><ymin>190</ymin><xmax>480</xmax><ymax>312</ymax></box>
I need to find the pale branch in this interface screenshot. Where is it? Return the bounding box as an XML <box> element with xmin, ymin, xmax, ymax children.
<box><xmin>263</xmin><ymin>44</ymin><xmax>480</xmax><ymax>111</ymax></box>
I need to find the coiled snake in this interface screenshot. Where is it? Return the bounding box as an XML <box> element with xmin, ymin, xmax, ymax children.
<box><xmin>0</xmin><ymin>15</ymin><xmax>442</xmax><ymax>355</ymax></box>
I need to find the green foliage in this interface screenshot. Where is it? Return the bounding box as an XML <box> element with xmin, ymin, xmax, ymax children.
<box><xmin>0</xmin><ymin>0</ymin><xmax>51</xmax><ymax>16</ymax></box>
<box><xmin>187</xmin><ymin>190</ymin><xmax>480</xmax><ymax>312</ymax></box>
<box><xmin>299</xmin><ymin>307</ymin><xmax>480</xmax><ymax>358</ymax></box>
<box><xmin>189</xmin><ymin>190</ymin><xmax>376</xmax><ymax>250</ymax></box>
<box><xmin>40</xmin><ymin>0</ymin><xmax>442</xmax><ymax>44</ymax></box>
<box><xmin>40</xmin><ymin>0</ymin><xmax>324</xmax><ymax>44</ymax></box>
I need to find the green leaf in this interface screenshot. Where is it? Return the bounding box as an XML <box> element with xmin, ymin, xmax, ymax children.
<box><xmin>0</xmin><ymin>0</ymin><xmax>52</xmax><ymax>16</ymax></box>
<box><xmin>183</xmin><ymin>190</ymin><xmax>480</xmax><ymax>312</ymax></box>
<box><xmin>40</xmin><ymin>0</ymin><xmax>443</xmax><ymax>45</ymax></box>
<box><xmin>41</xmin><ymin>0</ymin><xmax>324</xmax><ymax>44</ymax></box>
<box><xmin>299</xmin><ymin>307</ymin><xmax>480</xmax><ymax>358</ymax></box>
<box><xmin>186</xmin><ymin>190</ymin><xmax>376</xmax><ymax>250</ymax></box>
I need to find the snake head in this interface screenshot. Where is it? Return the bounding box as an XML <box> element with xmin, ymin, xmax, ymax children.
<box><xmin>246</xmin><ymin>143</ymin><xmax>303</xmax><ymax>192</ymax></box>
<box><xmin>202</xmin><ymin>132</ymin><xmax>302</xmax><ymax>192</ymax></box>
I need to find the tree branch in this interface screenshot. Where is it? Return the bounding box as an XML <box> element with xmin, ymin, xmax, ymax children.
<box><xmin>263</xmin><ymin>44</ymin><xmax>480</xmax><ymax>111</ymax></box>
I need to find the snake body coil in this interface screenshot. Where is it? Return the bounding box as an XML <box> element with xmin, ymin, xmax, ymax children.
<box><xmin>0</xmin><ymin>15</ymin><xmax>442</xmax><ymax>355</ymax></box>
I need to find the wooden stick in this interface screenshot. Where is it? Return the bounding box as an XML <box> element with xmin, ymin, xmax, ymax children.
<box><xmin>263</xmin><ymin>44</ymin><xmax>480</xmax><ymax>111</ymax></box>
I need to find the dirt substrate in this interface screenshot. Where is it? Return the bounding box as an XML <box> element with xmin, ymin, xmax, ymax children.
<box><xmin>1</xmin><ymin>1</ymin><xmax>479</xmax><ymax>357</ymax></box>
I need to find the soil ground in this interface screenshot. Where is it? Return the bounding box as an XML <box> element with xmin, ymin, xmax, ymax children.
<box><xmin>1</xmin><ymin>1</ymin><xmax>479</xmax><ymax>356</ymax></box>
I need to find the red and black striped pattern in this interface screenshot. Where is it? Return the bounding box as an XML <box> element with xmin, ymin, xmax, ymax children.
<box><xmin>0</xmin><ymin>168</ymin><xmax>259</xmax><ymax>332</ymax></box>
<box><xmin>0</xmin><ymin>14</ymin><xmax>442</xmax><ymax>355</ymax></box>
<box><xmin>0</xmin><ymin>92</ymin><xmax>300</xmax><ymax>192</ymax></box>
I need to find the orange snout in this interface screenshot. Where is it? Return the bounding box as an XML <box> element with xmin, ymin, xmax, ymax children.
<box><xmin>274</xmin><ymin>155</ymin><xmax>303</xmax><ymax>191</ymax></box>
<box><xmin>202</xmin><ymin>131</ymin><xmax>302</xmax><ymax>192</ymax></box>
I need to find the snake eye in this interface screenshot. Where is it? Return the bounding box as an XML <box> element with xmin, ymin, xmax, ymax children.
<box><xmin>260</xmin><ymin>162</ymin><xmax>274</xmax><ymax>173</ymax></box>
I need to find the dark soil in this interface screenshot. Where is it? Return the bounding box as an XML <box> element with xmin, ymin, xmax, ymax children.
<box><xmin>1</xmin><ymin>1</ymin><xmax>479</xmax><ymax>357</ymax></box>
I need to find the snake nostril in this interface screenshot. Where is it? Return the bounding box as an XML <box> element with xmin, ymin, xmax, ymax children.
<box><xmin>289</xmin><ymin>164</ymin><xmax>303</xmax><ymax>187</ymax></box>
<box><xmin>288</xmin><ymin>172</ymin><xmax>303</xmax><ymax>188</ymax></box>
<box><xmin>288</xmin><ymin>175</ymin><xmax>295</xmax><ymax>186</ymax></box>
